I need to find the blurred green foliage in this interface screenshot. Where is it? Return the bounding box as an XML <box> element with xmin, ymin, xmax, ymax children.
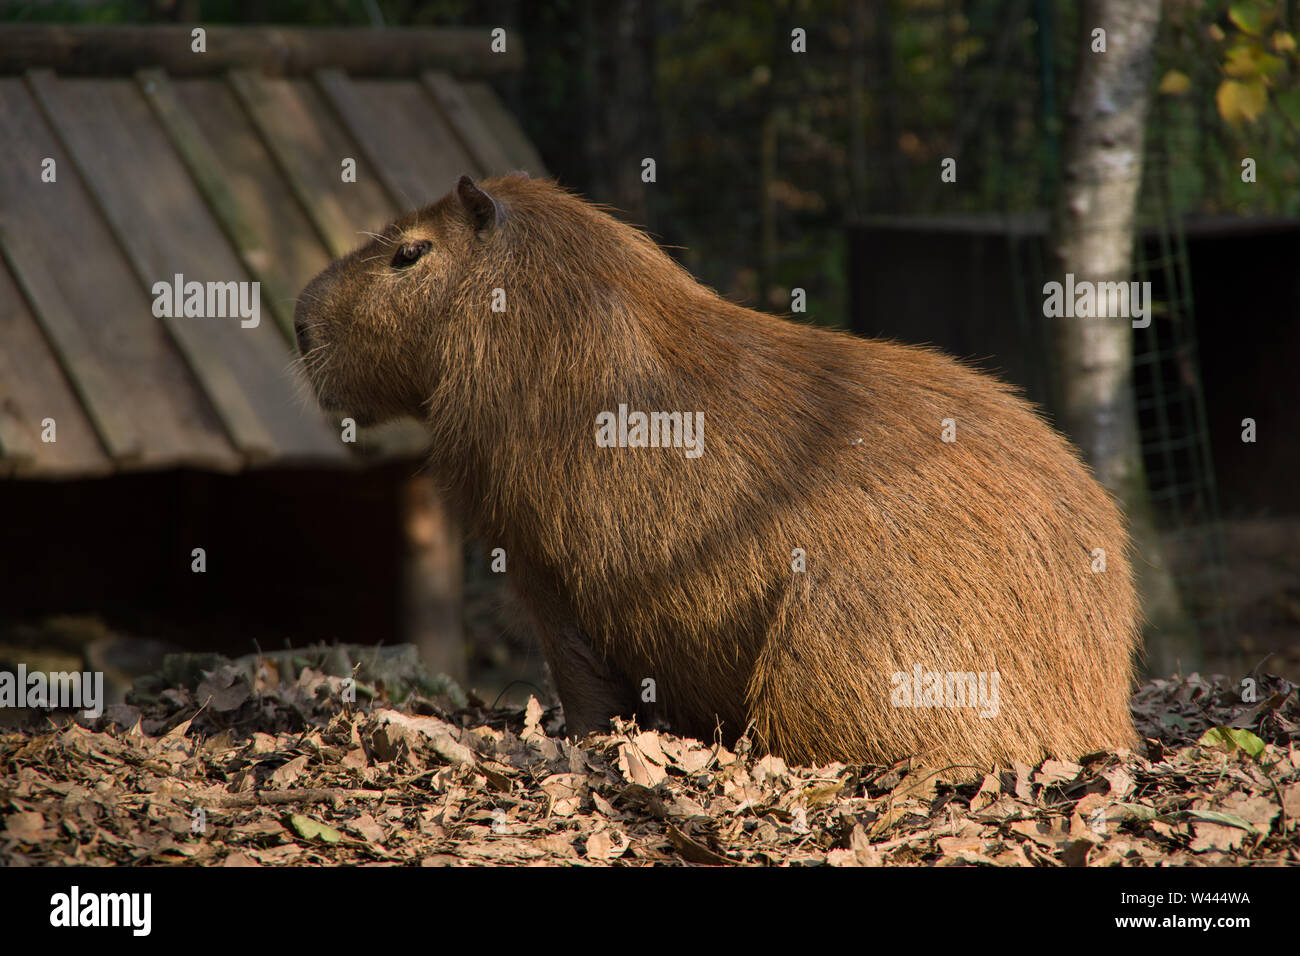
<box><xmin>1154</xmin><ymin>0</ymin><xmax>1300</xmax><ymax>217</ymax></box>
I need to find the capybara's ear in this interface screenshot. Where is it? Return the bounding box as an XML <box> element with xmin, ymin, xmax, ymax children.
<box><xmin>455</xmin><ymin>175</ymin><xmax>501</xmax><ymax>234</ymax></box>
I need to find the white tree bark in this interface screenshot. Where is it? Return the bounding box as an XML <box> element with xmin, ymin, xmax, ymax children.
<box><xmin>1052</xmin><ymin>0</ymin><xmax>1199</xmax><ymax>675</ymax></box>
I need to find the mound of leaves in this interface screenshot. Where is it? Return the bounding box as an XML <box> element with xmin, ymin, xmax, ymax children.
<box><xmin>1</xmin><ymin>651</ymin><xmax>1297</xmax><ymax>866</ymax></box>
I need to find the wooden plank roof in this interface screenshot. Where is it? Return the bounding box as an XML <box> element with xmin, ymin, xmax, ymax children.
<box><xmin>0</xmin><ymin>25</ymin><xmax>548</xmax><ymax>479</ymax></box>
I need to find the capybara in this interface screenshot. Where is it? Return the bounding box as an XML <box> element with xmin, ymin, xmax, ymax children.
<box><xmin>294</xmin><ymin>173</ymin><xmax>1140</xmax><ymax>772</ymax></box>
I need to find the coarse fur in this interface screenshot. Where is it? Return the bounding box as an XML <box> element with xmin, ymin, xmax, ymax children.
<box><xmin>295</xmin><ymin>173</ymin><xmax>1141</xmax><ymax>772</ymax></box>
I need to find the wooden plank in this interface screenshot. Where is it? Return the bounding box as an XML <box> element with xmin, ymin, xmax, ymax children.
<box><xmin>27</xmin><ymin>71</ymin><xmax>346</xmax><ymax>464</ymax></box>
<box><xmin>356</xmin><ymin>418</ymin><xmax>431</xmax><ymax>460</ymax></box>
<box><xmin>0</xmin><ymin>242</ymin><xmax>141</xmax><ymax>467</ymax></box>
<box><xmin>0</xmin><ymin>25</ymin><xmax>522</xmax><ymax>77</ymax></box>
<box><xmin>224</xmin><ymin>72</ymin><xmax>431</xmax><ymax>461</ymax></box>
<box><xmin>316</xmin><ymin>69</ymin><xmax>479</xmax><ymax>211</ymax></box>
<box><xmin>421</xmin><ymin>71</ymin><xmax>516</xmax><ymax>176</ymax></box>
<box><xmin>138</xmin><ymin>69</ymin><xmax>300</xmax><ymax>343</ymax></box>
<box><xmin>228</xmin><ymin>70</ymin><xmax>393</xmax><ymax>259</ymax></box>
<box><xmin>0</xmin><ymin>76</ymin><xmax>239</xmax><ymax>473</ymax></box>
<box><xmin>460</xmin><ymin>80</ymin><xmax>549</xmax><ymax>177</ymax></box>
<box><xmin>171</xmin><ymin>75</ymin><xmax>333</xmax><ymax>310</ymax></box>
<box><xmin>403</xmin><ymin>475</ymin><xmax>466</xmax><ymax>682</ymax></box>
<box><xmin>0</xmin><ymin>259</ymin><xmax>111</xmax><ymax>477</ymax></box>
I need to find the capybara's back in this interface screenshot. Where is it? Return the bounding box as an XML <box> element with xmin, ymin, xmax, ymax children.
<box><xmin>294</xmin><ymin>174</ymin><xmax>1141</xmax><ymax>771</ymax></box>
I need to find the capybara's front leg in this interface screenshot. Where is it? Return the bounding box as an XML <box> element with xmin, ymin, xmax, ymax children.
<box><xmin>537</xmin><ymin>624</ymin><xmax>634</xmax><ymax>738</ymax></box>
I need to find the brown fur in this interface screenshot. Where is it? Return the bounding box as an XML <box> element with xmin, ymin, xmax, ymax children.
<box><xmin>295</xmin><ymin>174</ymin><xmax>1140</xmax><ymax>772</ymax></box>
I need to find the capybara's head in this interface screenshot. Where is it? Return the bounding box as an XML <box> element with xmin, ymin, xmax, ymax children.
<box><xmin>294</xmin><ymin>172</ymin><xmax>675</xmax><ymax>429</ymax></box>
<box><xmin>293</xmin><ymin>175</ymin><xmax>512</xmax><ymax>426</ymax></box>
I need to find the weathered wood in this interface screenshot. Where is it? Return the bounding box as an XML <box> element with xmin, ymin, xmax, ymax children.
<box><xmin>315</xmin><ymin>69</ymin><xmax>479</xmax><ymax>210</ymax></box>
<box><xmin>228</xmin><ymin>70</ymin><xmax>392</xmax><ymax>259</ymax></box>
<box><xmin>0</xmin><ymin>81</ymin><xmax>139</xmax><ymax>465</ymax></box>
<box><xmin>171</xmin><ymin>76</ymin><xmax>333</xmax><ymax>308</ymax></box>
<box><xmin>353</xmin><ymin>419</ymin><xmax>431</xmax><ymax>460</ymax></box>
<box><xmin>0</xmin><ymin>25</ymin><xmax>521</xmax><ymax>77</ymax></box>
<box><xmin>460</xmin><ymin>80</ymin><xmax>549</xmax><ymax>177</ymax></box>
<box><xmin>26</xmin><ymin>70</ymin><xmax>346</xmax><ymax>464</ymax></box>
<box><xmin>0</xmin><ymin>259</ymin><xmax>111</xmax><ymax>477</ymax></box>
<box><xmin>403</xmin><ymin>475</ymin><xmax>466</xmax><ymax>682</ymax></box>
<box><xmin>421</xmin><ymin>72</ymin><xmax>516</xmax><ymax>176</ymax></box>
<box><xmin>0</xmin><ymin>76</ymin><xmax>238</xmax><ymax>473</ymax></box>
<box><xmin>137</xmin><ymin>69</ymin><xmax>299</xmax><ymax>343</ymax></box>
<box><xmin>225</xmin><ymin>71</ymin><xmax>432</xmax><ymax>460</ymax></box>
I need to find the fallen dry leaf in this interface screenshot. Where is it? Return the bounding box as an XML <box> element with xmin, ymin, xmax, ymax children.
<box><xmin>0</xmin><ymin>657</ymin><xmax>1293</xmax><ymax>867</ymax></box>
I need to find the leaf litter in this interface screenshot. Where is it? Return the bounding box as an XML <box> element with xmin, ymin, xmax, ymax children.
<box><xmin>1</xmin><ymin>649</ymin><xmax>1297</xmax><ymax>867</ymax></box>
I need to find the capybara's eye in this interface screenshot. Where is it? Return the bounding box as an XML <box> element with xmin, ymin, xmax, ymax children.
<box><xmin>391</xmin><ymin>240</ymin><xmax>432</xmax><ymax>269</ymax></box>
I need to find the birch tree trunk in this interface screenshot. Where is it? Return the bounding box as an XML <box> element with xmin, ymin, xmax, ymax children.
<box><xmin>1051</xmin><ymin>0</ymin><xmax>1200</xmax><ymax>676</ymax></box>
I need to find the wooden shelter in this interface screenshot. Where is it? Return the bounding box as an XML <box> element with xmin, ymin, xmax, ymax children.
<box><xmin>0</xmin><ymin>25</ymin><xmax>549</xmax><ymax>677</ymax></box>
